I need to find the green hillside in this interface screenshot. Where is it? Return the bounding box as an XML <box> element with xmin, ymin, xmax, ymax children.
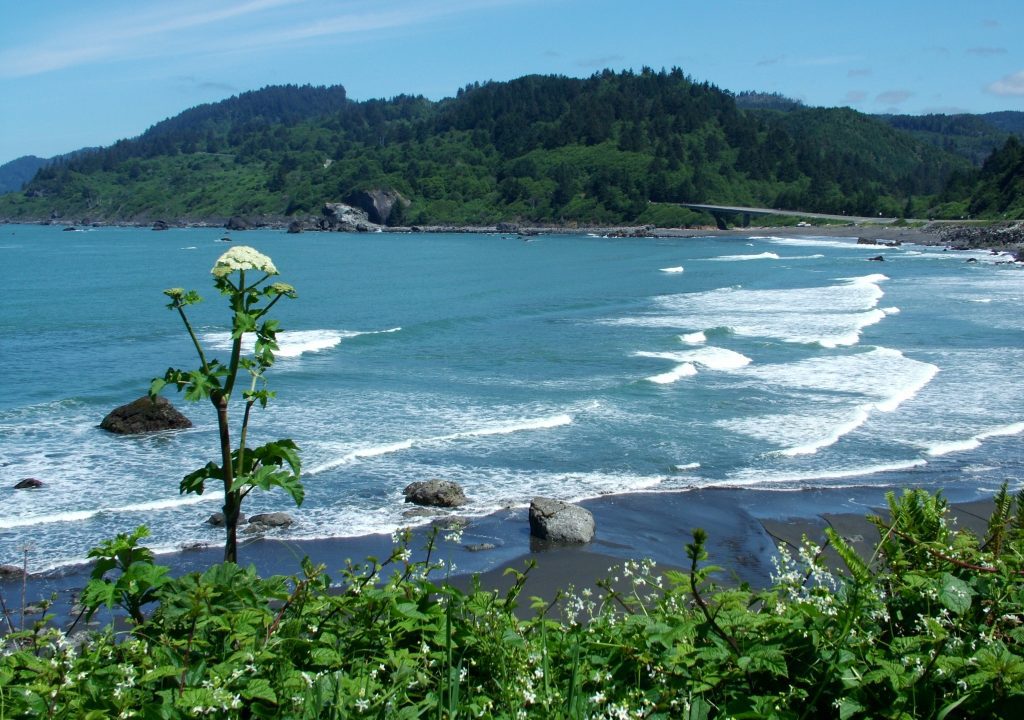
<box><xmin>0</xmin><ymin>70</ymin><xmax>993</xmax><ymax>226</ymax></box>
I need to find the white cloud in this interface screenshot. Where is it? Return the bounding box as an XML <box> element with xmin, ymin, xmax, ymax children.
<box><xmin>0</xmin><ymin>0</ymin><xmax>534</xmax><ymax>78</ymax></box>
<box><xmin>986</xmin><ymin>70</ymin><xmax>1024</xmax><ymax>96</ymax></box>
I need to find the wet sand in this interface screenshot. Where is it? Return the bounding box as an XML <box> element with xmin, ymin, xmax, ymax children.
<box><xmin>2</xmin><ymin>483</ymin><xmax>996</xmax><ymax>628</ymax></box>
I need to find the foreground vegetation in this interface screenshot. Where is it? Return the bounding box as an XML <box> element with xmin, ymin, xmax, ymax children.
<box><xmin>1</xmin><ymin>485</ymin><xmax>1021</xmax><ymax>718</ymax></box>
<box><xmin>3</xmin><ymin>71</ymin><xmax>1022</xmax><ymax>226</ymax></box>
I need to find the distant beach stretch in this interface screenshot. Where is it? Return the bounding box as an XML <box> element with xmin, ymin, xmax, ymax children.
<box><xmin>2</xmin><ymin>224</ymin><xmax>1021</xmax><ymax>615</ymax></box>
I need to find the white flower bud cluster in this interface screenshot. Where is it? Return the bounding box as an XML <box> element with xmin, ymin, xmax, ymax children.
<box><xmin>211</xmin><ymin>245</ymin><xmax>278</xmax><ymax>277</ymax></box>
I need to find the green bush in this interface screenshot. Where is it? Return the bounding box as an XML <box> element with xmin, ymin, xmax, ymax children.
<box><xmin>1</xmin><ymin>487</ymin><xmax>1022</xmax><ymax>718</ymax></box>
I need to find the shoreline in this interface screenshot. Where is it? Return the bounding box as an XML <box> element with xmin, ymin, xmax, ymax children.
<box><xmin>2</xmin><ymin>481</ymin><xmax>998</xmax><ymax>626</ymax></box>
<box><xmin>4</xmin><ymin>217</ymin><xmax>1023</xmax><ymax>255</ymax></box>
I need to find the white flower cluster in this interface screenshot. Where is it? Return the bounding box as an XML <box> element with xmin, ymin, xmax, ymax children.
<box><xmin>211</xmin><ymin>245</ymin><xmax>278</xmax><ymax>278</ymax></box>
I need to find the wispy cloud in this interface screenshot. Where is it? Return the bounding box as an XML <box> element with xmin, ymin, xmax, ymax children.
<box><xmin>756</xmin><ymin>55</ymin><xmax>786</xmax><ymax>67</ymax></box>
<box><xmin>844</xmin><ymin>90</ymin><xmax>867</xmax><ymax>104</ymax></box>
<box><xmin>0</xmin><ymin>0</ymin><xmax>535</xmax><ymax>78</ymax></box>
<box><xmin>986</xmin><ymin>70</ymin><xmax>1024</xmax><ymax>96</ymax></box>
<box><xmin>876</xmin><ymin>89</ymin><xmax>913</xmax><ymax>106</ymax></box>
<box><xmin>576</xmin><ymin>55</ymin><xmax>625</xmax><ymax>69</ymax></box>
<box><xmin>967</xmin><ymin>47</ymin><xmax>1008</xmax><ymax>57</ymax></box>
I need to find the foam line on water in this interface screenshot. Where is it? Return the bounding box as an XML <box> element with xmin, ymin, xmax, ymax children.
<box><xmin>679</xmin><ymin>331</ymin><xmax>706</xmax><ymax>345</ymax></box>
<box><xmin>711</xmin><ymin>252</ymin><xmax>781</xmax><ymax>261</ymax></box>
<box><xmin>0</xmin><ymin>494</ymin><xmax>215</xmax><ymax>530</ymax></box>
<box><xmin>926</xmin><ymin>420</ymin><xmax>1024</xmax><ymax>457</ymax></box>
<box><xmin>201</xmin><ymin>327</ymin><xmax>401</xmax><ymax>359</ymax></box>
<box><xmin>646</xmin><ymin>363</ymin><xmax>697</xmax><ymax>384</ymax></box>
<box><xmin>727</xmin><ymin>459</ymin><xmax>929</xmax><ymax>487</ymax></box>
<box><xmin>660</xmin><ymin>266</ymin><xmax>684</xmax><ymax>273</ymax></box>
<box><xmin>308</xmin><ymin>412</ymin><xmax>574</xmax><ymax>475</ymax></box>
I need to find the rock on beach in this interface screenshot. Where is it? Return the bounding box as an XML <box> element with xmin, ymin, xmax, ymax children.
<box><xmin>404</xmin><ymin>479</ymin><xmax>468</xmax><ymax>508</ymax></box>
<box><xmin>528</xmin><ymin>497</ymin><xmax>596</xmax><ymax>544</ymax></box>
<box><xmin>100</xmin><ymin>396</ymin><xmax>192</xmax><ymax>435</ymax></box>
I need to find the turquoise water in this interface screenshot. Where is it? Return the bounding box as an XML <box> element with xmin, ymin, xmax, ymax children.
<box><xmin>2</xmin><ymin>225</ymin><xmax>1022</xmax><ymax>571</ymax></box>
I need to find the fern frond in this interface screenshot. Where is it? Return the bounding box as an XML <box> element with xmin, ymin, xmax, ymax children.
<box><xmin>825</xmin><ymin>527</ymin><xmax>871</xmax><ymax>583</ymax></box>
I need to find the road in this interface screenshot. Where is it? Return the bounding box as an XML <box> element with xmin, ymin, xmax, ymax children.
<box><xmin>670</xmin><ymin>202</ymin><xmax>899</xmax><ymax>225</ymax></box>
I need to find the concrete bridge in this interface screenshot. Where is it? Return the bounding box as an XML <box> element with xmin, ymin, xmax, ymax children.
<box><xmin>671</xmin><ymin>203</ymin><xmax>898</xmax><ymax>230</ymax></box>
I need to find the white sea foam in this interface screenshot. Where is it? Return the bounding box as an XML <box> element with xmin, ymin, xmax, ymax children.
<box><xmin>926</xmin><ymin>421</ymin><xmax>1024</xmax><ymax>457</ymax></box>
<box><xmin>0</xmin><ymin>494</ymin><xmax>215</xmax><ymax>530</ymax></box>
<box><xmin>202</xmin><ymin>327</ymin><xmax>400</xmax><ymax>359</ymax></box>
<box><xmin>720</xmin><ymin>348</ymin><xmax>939</xmax><ymax>455</ymax></box>
<box><xmin>882</xmin><ymin>307</ymin><xmax>900</xmax><ymax>315</ymax></box>
<box><xmin>660</xmin><ymin>266</ymin><xmax>684</xmax><ymax>273</ymax></box>
<box><xmin>711</xmin><ymin>252</ymin><xmax>781</xmax><ymax>261</ymax></box>
<box><xmin>727</xmin><ymin>459</ymin><xmax>929</xmax><ymax>487</ymax></box>
<box><xmin>636</xmin><ymin>346</ymin><xmax>751</xmax><ymax>385</ymax></box>
<box><xmin>679</xmin><ymin>331</ymin><xmax>707</xmax><ymax>344</ymax></box>
<box><xmin>672</xmin><ymin>462</ymin><xmax>701</xmax><ymax>471</ymax></box>
<box><xmin>608</xmin><ymin>272</ymin><xmax>890</xmax><ymax>347</ymax></box>
<box><xmin>646</xmin><ymin>363</ymin><xmax>697</xmax><ymax>384</ymax></box>
<box><xmin>307</xmin><ymin>412</ymin><xmax>574</xmax><ymax>474</ymax></box>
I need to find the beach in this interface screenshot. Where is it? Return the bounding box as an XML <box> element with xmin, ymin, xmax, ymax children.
<box><xmin>3</xmin><ymin>481</ymin><xmax>1000</xmax><ymax>628</ymax></box>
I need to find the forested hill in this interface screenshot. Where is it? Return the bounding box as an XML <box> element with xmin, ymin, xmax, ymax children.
<box><xmin>0</xmin><ymin>70</ymin><xmax>1016</xmax><ymax>226</ymax></box>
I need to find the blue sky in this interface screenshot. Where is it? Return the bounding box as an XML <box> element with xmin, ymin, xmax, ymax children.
<box><xmin>1</xmin><ymin>0</ymin><xmax>1022</xmax><ymax>166</ymax></box>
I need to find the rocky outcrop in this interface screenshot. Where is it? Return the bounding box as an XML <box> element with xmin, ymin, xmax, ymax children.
<box><xmin>404</xmin><ymin>479</ymin><xmax>468</xmax><ymax>508</ymax></box>
<box><xmin>100</xmin><ymin>396</ymin><xmax>192</xmax><ymax>435</ymax></box>
<box><xmin>346</xmin><ymin>189</ymin><xmax>408</xmax><ymax>226</ymax></box>
<box><xmin>152</xmin><ymin>220</ymin><xmax>169</xmax><ymax>231</ymax></box>
<box><xmin>14</xmin><ymin>478</ymin><xmax>44</xmax><ymax>489</ymax></box>
<box><xmin>868</xmin><ymin>255</ymin><xmax>885</xmax><ymax>262</ymax></box>
<box><xmin>496</xmin><ymin>222</ymin><xmax>519</xmax><ymax>233</ymax></box>
<box><xmin>286</xmin><ymin>220</ymin><xmax>303</xmax><ymax>234</ymax></box>
<box><xmin>319</xmin><ymin>202</ymin><xmax>378</xmax><ymax>232</ymax></box>
<box><xmin>926</xmin><ymin>222</ymin><xmax>1024</xmax><ymax>253</ymax></box>
<box><xmin>225</xmin><ymin>216</ymin><xmax>250</xmax><ymax>231</ymax></box>
<box><xmin>528</xmin><ymin>497</ymin><xmax>595</xmax><ymax>544</ymax></box>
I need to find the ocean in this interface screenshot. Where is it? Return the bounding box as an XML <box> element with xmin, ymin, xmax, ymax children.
<box><xmin>2</xmin><ymin>225</ymin><xmax>1022</xmax><ymax>573</ymax></box>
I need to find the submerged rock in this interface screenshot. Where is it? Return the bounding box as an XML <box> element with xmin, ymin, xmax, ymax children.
<box><xmin>100</xmin><ymin>396</ymin><xmax>192</xmax><ymax>435</ymax></box>
<box><xmin>14</xmin><ymin>478</ymin><xmax>44</xmax><ymax>489</ymax></box>
<box><xmin>404</xmin><ymin>479</ymin><xmax>468</xmax><ymax>508</ymax></box>
<box><xmin>528</xmin><ymin>497</ymin><xmax>595</xmax><ymax>544</ymax></box>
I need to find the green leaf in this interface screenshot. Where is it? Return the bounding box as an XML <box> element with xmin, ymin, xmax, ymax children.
<box><xmin>938</xmin><ymin>573</ymin><xmax>974</xmax><ymax>615</ymax></box>
<box><xmin>839</xmin><ymin>697</ymin><xmax>865</xmax><ymax>720</ymax></box>
<box><xmin>241</xmin><ymin>678</ymin><xmax>278</xmax><ymax>704</ymax></box>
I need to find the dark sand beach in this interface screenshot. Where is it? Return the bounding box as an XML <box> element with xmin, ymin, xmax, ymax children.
<box><xmin>3</xmin><ymin>481</ymin><xmax>997</xmax><ymax>628</ymax></box>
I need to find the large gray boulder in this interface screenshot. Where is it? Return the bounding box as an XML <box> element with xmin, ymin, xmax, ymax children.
<box><xmin>100</xmin><ymin>396</ymin><xmax>192</xmax><ymax>435</ymax></box>
<box><xmin>528</xmin><ymin>497</ymin><xmax>595</xmax><ymax>544</ymax></box>
<box><xmin>404</xmin><ymin>479</ymin><xmax>468</xmax><ymax>508</ymax></box>
<box><xmin>319</xmin><ymin>202</ymin><xmax>376</xmax><ymax>232</ymax></box>
<box><xmin>247</xmin><ymin>512</ymin><xmax>295</xmax><ymax>528</ymax></box>
<box><xmin>14</xmin><ymin>478</ymin><xmax>44</xmax><ymax>489</ymax></box>
<box><xmin>346</xmin><ymin>188</ymin><xmax>408</xmax><ymax>226</ymax></box>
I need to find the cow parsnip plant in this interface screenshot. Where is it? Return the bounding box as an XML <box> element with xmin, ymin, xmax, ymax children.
<box><xmin>151</xmin><ymin>246</ymin><xmax>301</xmax><ymax>563</ymax></box>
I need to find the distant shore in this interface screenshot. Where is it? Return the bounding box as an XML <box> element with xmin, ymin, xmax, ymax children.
<box><xmin>4</xmin><ymin>217</ymin><xmax>1023</xmax><ymax>255</ymax></box>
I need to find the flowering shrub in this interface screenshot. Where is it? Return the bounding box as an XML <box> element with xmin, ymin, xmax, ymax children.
<box><xmin>1</xmin><ymin>486</ymin><xmax>1021</xmax><ymax>718</ymax></box>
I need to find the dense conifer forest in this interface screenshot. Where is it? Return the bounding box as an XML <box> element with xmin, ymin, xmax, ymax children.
<box><xmin>1</xmin><ymin>69</ymin><xmax>1021</xmax><ymax>225</ymax></box>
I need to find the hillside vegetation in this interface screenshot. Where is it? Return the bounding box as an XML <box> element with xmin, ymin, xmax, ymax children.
<box><xmin>0</xmin><ymin>70</ymin><xmax>1020</xmax><ymax>226</ymax></box>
